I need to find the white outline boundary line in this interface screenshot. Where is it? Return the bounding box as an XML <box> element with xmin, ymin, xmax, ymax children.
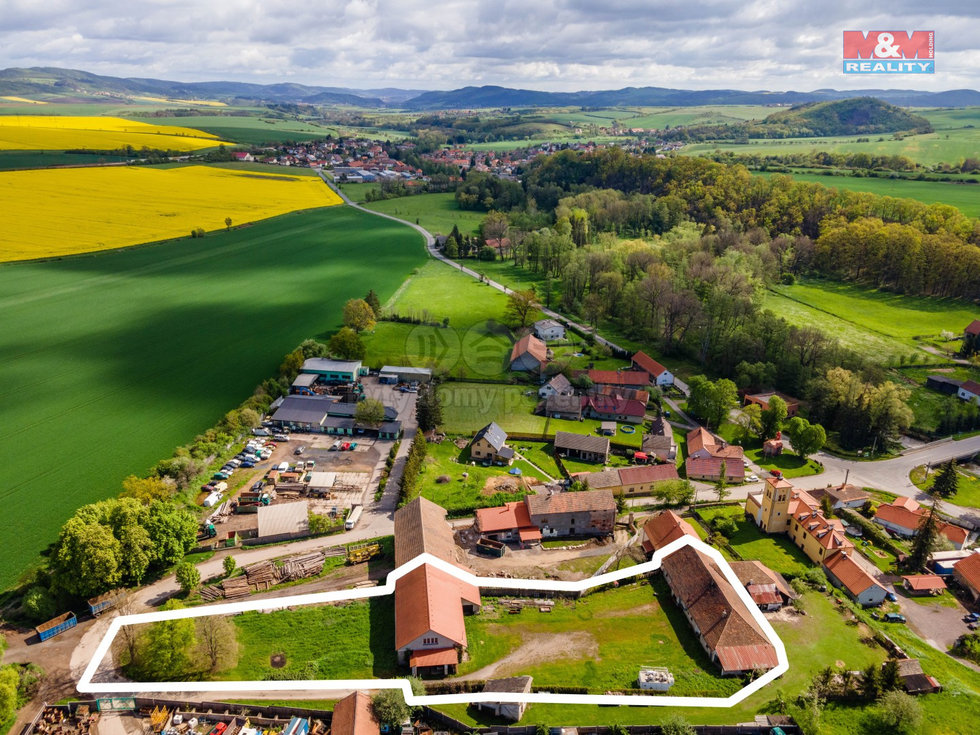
<box><xmin>77</xmin><ymin>536</ymin><xmax>787</xmax><ymax>707</ymax></box>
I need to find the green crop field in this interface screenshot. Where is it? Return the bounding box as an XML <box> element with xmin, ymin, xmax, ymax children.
<box><xmin>145</xmin><ymin>115</ymin><xmax>337</xmax><ymax>144</ymax></box>
<box><xmin>0</xmin><ymin>150</ymin><xmax>131</xmax><ymax>170</ymax></box>
<box><xmin>0</xmin><ymin>205</ymin><xmax>425</xmax><ymax>589</ymax></box>
<box><xmin>682</xmin><ymin>107</ymin><xmax>980</xmax><ymax>167</ymax></box>
<box><xmin>363</xmin><ymin>193</ymin><xmax>486</xmax><ymax>236</ymax></box>
<box><xmin>764</xmin><ymin>278</ymin><xmax>977</xmax><ymax>364</ymax></box>
<box><xmin>755</xmin><ymin>170</ymin><xmax>980</xmax><ymax>217</ymax></box>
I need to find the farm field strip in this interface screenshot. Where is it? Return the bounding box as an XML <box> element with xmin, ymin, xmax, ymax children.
<box><xmin>0</xmin><ymin>165</ymin><xmax>342</xmax><ymax>261</ymax></box>
<box><xmin>0</xmin><ymin>115</ymin><xmax>228</xmax><ymax>150</ymax></box>
<box><xmin>0</xmin><ymin>205</ymin><xmax>425</xmax><ymax>588</ymax></box>
<box><xmin>754</xmin><ymin>170</ymin><xmax>980</xmax><ymax>217</ymax></box>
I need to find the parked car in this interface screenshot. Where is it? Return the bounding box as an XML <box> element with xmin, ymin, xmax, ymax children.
<box><xmin>965</xmin><ymin>612</ymin><xmax>980</xmax><ymax>622</ymax></box>
<box><xmin>252</xmin><ymin>428</ymin><xmax>271</xmax><ymax>436</ymax></box>
<box><xmin>294</xmin><ymin>446</ymin><xmax>305</xmax><ymax>455</ymax></box>
<box><xmin>213</xmin><ymin>471</ymin><xmax>230</xmax><ymax>480</ymax></box>
<box><xmin>273</xmin><ymin>433</ymin><xmax>289</xmax><ymax>441</ymax></box>
<box><xmin>883</xmin><ymin>613</ymin><xmax>906</xmax><ymax>624</ymax></box>
<box><xmin>350</xmin><ymin>442</ymin><xmax>358</xmax><ymax>450</ymax></box>
<box><xmin>870</xmin><ymin>611</ymin><xmax>880</xmax><ymax>620</ymax></box>
<box><xmin>241</xmin><ymin>460</ymin><xmax>256</xmax><ymax>468</ymax></box>
<box><xmin>748</xmin><ymin>474</ymin><xmax>760</xmax><ymax>482</ymax></box>
<box><xmin>226</xmin><ymin>458</ymin><xmax>241</xmax><ymax>467</ymax></box>
<box><xmin>201</xmin><ymin>483</ymin><xmax>216</xmax><ymax>492</ymax></box>
<box><xmin>769</xmin><ymin>469</ymin><xmax>783</xmax><ymax>478</ymax></box>
<box><xmin>330</xmin><ymin>440</ymin><xmax>341</xmax><ymax>450</ymax></box>
<box><xmin>886</xmin><ymin>591</ymin><xmax>898</xmax><ymax>602</ymax></box>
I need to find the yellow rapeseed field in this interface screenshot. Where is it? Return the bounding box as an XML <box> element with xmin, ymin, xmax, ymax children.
<box><xmin>0</xmin><ymin>165</ymin><xmax>343</xmax><ymax>261</ymax></box>
<box><xmin>0</xmin><ymin>115</ymin><xmax>228</xmax><ymax>151</ymax></box>
<box><xmin>1</xmin><ymin>96</ymin><xmax>47</xmax><ymax>104</ymax></box>
<box><xmin>132</xmin><ymin>96</ymin><xmax>227</xmax><ymax>107</ymax></box>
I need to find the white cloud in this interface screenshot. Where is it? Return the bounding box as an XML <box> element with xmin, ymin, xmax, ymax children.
<box><xmin>0</xmin><ymin>0</ymin><xmax>976</xmax><ymax>91</ymax></box>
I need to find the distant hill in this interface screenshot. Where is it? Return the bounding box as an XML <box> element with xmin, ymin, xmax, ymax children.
<box><xmin>758</xmin><ymin>98</ymin><xmax>933</xmax><ymax>136</ymax></box>
<box><xmin>1</xmin><ymin>67</ymin><xmax>979</xmax><ymax>110</ymax></box>
<box><xmin>402</xmin><ymin>85</ymin><xmax>980</xmax><ymax>110</ymax></box>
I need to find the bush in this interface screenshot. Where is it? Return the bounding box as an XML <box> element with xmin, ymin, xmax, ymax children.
<box><xmin>954</xmin><ymin>632</ymin><xmax>980</xmax><ymax>664</ymax></box>
<box><xmin>711</xmin><ymin>516</ymin><xmax>738</xmax><ymax>537</ymax></box>
<box><xmin>22</xmin><ymin>585</ymin><xmax>57</xmax><ymax>622</ymax></box>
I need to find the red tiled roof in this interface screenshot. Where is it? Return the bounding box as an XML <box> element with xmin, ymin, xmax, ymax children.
<box><xmin>619</xmin><ymin>464</ymin><xmax>679</xmax><ymax>485</ymax></box>
<box><xmin>643</xmin><ymin>510</ymin><xmax>698</xmax><ymax>552</ymax></box>
<box><xmin>966</xmin><ymin>319</ymin><xmax>980</xmax><ymax>337</ymax></box>
<box><xmin>511</xmin><ymin>334</ymin><xmax>547</xmax><ymax>364</ymax></box>
<box><xmin>954</xmin><ymin>553</ymin><xmax>980</xmax><ymax>592</ymax></box>
<box><xmin>823</xmin><ymin>551</ymin><xmax>883</xmax><ymax>598</ymax></box>
<box><xmin>587</xmin><ymin>369</ymin><xmax>650</xmax><ymax>387</ymax></box>
<box><xmin>585</xmin><ymin>394</ymin><xmax>646</xmax><ymax>418</ymax></box>
<box><xmin>792</xmin><ymin>506</ymin><xmax>852</xmax><ymax>552</ymax></box>
<box><xmin>745</xmin><ymin>583</ymin><xmax>782</xmax><ymax>606</ymax></box>
<box><xmin>686</xmin><ymin>456</ymin><xmax>745</xmax><ymax>481</ymax></box>
<box><xmin>939</xmin><ymin>522</ymin><xmax>970</xmax><ymax>547</ymax></box>
<box><xmin>902</xmin><ymin>574</ymin><xmax>947</xmax><ymax>592</ymax></box>
<box><xmin>686</xmin><ymin>427</ymin><xmax>714</xmax><ymax>455</ymax></box>
<box><xmin>519</xmin><ymin>527</ymin><xmax>542</xmax><ymax>541</ymax></box>
<box><xmin>409</xmin><ymin>647</ymin><xmax>459</xmax><ymax>667</ymax></box>
<box><xmin>961</xmin><ymin>380</ymin><xmax>980</xmax><ymax>396</ymax></box>
<box><xmin>728</xmin><ymin>560</ymin><xmax>798</xmax><ymax>601</ymax></box>
<box><xmin>632</xmin><ymin>351</ymin><xmax>668</xmax><ymax>378</ymax></box>
<box><xmin>660</xmin><ymin>546</ymin><xmax>777</xmax><ymax>674</ymax></box>
<box><xmin>395</xmin><ymin>563</ymin><xmax>481</xmax><ymax>650</ymax></box>
<box><xmin>874</xmin><ymin>502</ymin><xmax>922</xmax><ymax>532</ymax></box>
<box><xmin>394</xmin><ymin>496</ymin><xmax>458</xmax><ymax>568</ymax></box>
<box><xmin>330</xmin><ymin>691</ymin><xmax>379</xmax><ymax>735</ymax></box>
<box><xmin>476</xmin><ymin>501</ymin><xmax>533</xmax><ymax>534</ymax></box>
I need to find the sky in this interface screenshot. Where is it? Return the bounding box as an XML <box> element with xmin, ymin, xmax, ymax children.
<box><xmin>1</xmin><ymin>0</ymin><xmax>978</xmax><ymax>92</ymax></box>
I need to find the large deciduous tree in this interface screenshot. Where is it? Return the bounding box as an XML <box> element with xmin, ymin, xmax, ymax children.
<box><xmin>786</xmin><ymin>417</ymin><xmax>827</xmax><ymax>461</ymax></box>
<box><xmin>688</xmin><ymin>375</ymin><xmax>738</xmax><ymax>430</ymax></box>
<box><xmin>343</xmin><ymin>298</ymin><xmax>377</xmax><ymax>333</ymax></box>
<box><xmin>328</xmin><ymin>327</ymin><xmax>366</xmax><ymax>360</ymax></box>
<box><xmin>354</xmin><ymin>398</ymin><xmax>386</xmax><ymax>427</ymax></box>
<box><xmin>759</xmin><ymin>395</ymin><xmax>788</xmax><ymax>440</ymax></box>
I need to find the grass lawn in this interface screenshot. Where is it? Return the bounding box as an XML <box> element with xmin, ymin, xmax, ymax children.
<box><xmin>696</xmin><ymin>505</ymin><xmax>813</xmax><ymax>577</ymax></box>
<box><xmin>224</xmin><ymin>597</ymin><xmax>398</xmax><ymax>681</ymax></box>
<box><xmin>745</xmin><ymin>447</ymin><xmax>823</xmax><ymax>479</ymax></box>
<box><xmin>148</xmin><ymin>114</ymin><xmax>337</xmax><ymax>144</ymax></box>
<box><xmin>439</xmin><ymin>589</ymin><xmax>887</xmax><ymax>729</ymax></box>
<box><xmin>910</xmin><ymin>464</ymin><xmax>980</xmax><ymax>509</ymax></box>
<box><xmin>753</xmin><ymin>169</ymin><xmax>980</xmax><ymax>218</ymax></box>
<box><xmin>0</xmin><ymin>205</ymin><xmax>425</xmax><ymax>590</ymax></box>
<box><xmin>363</xmin><ymin>192</ymin><xmax>486</xmax><ymax>237</ymax></box>
<box><xmin>766</xmin><ymin>278</ymin><xmax>976</xmax><ymax>366</ymax></box>
<box><xmin>458</xmin><ymin>579</ymin><xmax>741</xmax><ymax>697</ymax></box>
<box><xmin>412</xmin><ymin>438</ymin><xmax>536</xmax><ymax>513</ymax></box>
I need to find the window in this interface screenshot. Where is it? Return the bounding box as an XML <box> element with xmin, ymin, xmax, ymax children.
<box><xmin>422</xmin><ymin>637</ymin><xmax>438</xmax><ymax>646</ymax></box>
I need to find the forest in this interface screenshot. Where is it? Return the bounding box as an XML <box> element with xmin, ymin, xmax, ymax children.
<box><xmin>440</xmin><ymin>148</ymin><xmax>980</xmax><ymax>449</ymax></box>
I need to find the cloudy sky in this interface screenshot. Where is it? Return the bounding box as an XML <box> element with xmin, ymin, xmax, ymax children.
<box><xmin>1</xmin><ymin>0</ymin><xmax>978</xmax><ymax>91</ymax></box>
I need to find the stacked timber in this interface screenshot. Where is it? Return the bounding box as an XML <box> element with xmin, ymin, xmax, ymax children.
<box><xmin>221</xmin><ymin>576</ymin><xmax>250</xmax><ymax>600</ymax></box>
<box><xmin>244</xmin><ymin>560</ymin><xmax>279</xmax><ymax>589</ymax></box>
<box><xmin>199</xmin><ymin>584</ymin><xmax>223</xmax><ymax>602</ymax></box>
<box><xmin>280</xmin><ymin>552</ymin><xmax>325</xmax><ymax>581</ymax></box>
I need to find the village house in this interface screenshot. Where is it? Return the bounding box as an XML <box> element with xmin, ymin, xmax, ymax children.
<box><xmin>660</xmin><ymin>545</ymin><xmax>779</xmax><ymax>676</ymax></box>
<box><xmin>953</xmin><ymin>552</ymin><xmax>980</xmax><ymax>602</ymax></box>
<box><xmin>554</xmin><ymin>430</ymin><xmax>610</xmax><ymax>463</ymax></box>
<box><xmin>474</xmin><ymin>677</ymin><xmax>533</xmax><ymax>722</ymax></box>
<box><xmin>964</xmin><ymin>319</ymin><xmax>980</xmax><ymax>342</ymax></box>
<box><xmin>580</xmin><ymin>464</ymin><xmax>680</xmax><ymax>498</ymax></box>
<box><xmin>926</xmin><ymin>375</ymin><xmax>963</xmax><ymax>395</ymax></box>
<box><xmin>631</xmin><ymin>351</ymin><xmax>674</xmax><ymax>387</ymax></box>
<box><xmin>822</xmin><ymin>550</ymin><xmax>887</xmax><ymax>607</ymax></box>
<box><xmin>510</xmin><ymin>334</ymin><xmax>548</xmax><ymax>372</ymax></box>
<box><xmin>806</xmin><ymin>484</ymin><xmax>871</xmax><ymax>510</ymax></box>
<box><xmin>641</xmin><ymin>416</ymin><xmax>677</xmax><ymax>462</ymax></box>
<box><xmin>743</xmin><ymin>391</ymin><xmax>801</xmax><ymax>418</ymax></box>
<box><xmin>587</xmin><ymin>369</ymin><xmax>650</xmax><ymax>389</ymax></box>
<box><xmin>873</xmin><ymin>497</ymin><xmax>970</xmax><ymax>549</ymax></box>
<box><xmin>329</xmin><ymin>691</ymin><xmax>379</xmax><ymax>735</ymax></box>
<box><xmin>392</xmin><ymin>498</ymin><xmax>480</xmax><ymax>677</ymax></box>
<box><xmin>470</xmin><ymin>422</ymin><xmax>515</xmax><ymax>465</ymax></box>
<box><xmin>533</xmin><ymin>318</ymin><xmax>566</xmax><ymax>341</ymax></box>
<box><xmin>542</xmin><ymin>393</ymin><xmax>583</xmax><ymax>420</ymax></box>
<box><xmin>394</xmin><ymin>563</ymin><xmax>482</xmax><ymax>676</ymax></box>
<box><xmin>299</xmin><ymin>357</ymin><xmax>365</xmax><ymax>383</ymax></box>
<box><xmin>538</xmin><ymin>373</ymin><xmax>573</xmax><ymax>399</ymax></box>
<box><xmin>958</xmin><ymin>379</ymin><xmax>980</xmax><ymax>404</ymax></box>
<box><xmin>895</xmin><ymin>659</ymin><xmax>942</xmax><ymax>695</ymax></box>
<box><xmin>474</xmin><ymin>489</ymin><xmax>616</xmax><ymax>540</ymax></box>
<box><xmin>641</xmin><ymin>510</ymin><xmax>698</xmax><ymax>555</ymax></box>
<box><xmin>762</xmin><ymin>438</ymin><xmax>783</xmax><ymax>457</ymax></box>
<box><xmin>684</xmin><ymin>427</ymin><xmax>745</xmax><ymax>483</ymax></box>
<box><xmin>728</xmin><ymin>560</ymin><xmax>798</xmax><ymax>611</ymax></box>
<box><xmin>902</xmin><ymin>574</ymin><xmax>948</xmax><ymax>596</ymax></box>
<box><xmin>582</xmin><ymin>394</ymin><xmax>646</xmax><ymax>423</ymax></box>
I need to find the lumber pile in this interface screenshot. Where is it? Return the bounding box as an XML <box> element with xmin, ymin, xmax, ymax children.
<box><xmin>280</xmin><ymin>552</ymin><xmax>325</xmax><ymax>581</ymax></box>
<box><xmin>221</xmin><ymin>576</ymin><xmax>250</xmax><ymax>600</ymax></box>
<box><xmin>199</xmin><ymin>584</ymin><xmax>223</xmax><ymax>602</ymax></box>
<box><xmin>244</xmin><ymin>560</ymin><xmax>279</xmax><ymax>589</ymax></box>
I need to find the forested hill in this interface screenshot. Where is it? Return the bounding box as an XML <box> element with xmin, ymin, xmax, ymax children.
<box><xmin>659</xmin><ymin>97</ymin><xmax>932</xmax><ymax>141</ymax></box>
<box><xmin>758</xmin><ymin>98</ymin><xmax>932</xmax><ymax>136</ymax></box>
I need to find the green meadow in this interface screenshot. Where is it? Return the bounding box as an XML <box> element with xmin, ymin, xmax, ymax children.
<box><xmin>0</xmin><ymin>205</ymin><xmax>425</xmax><ymax>589</ymax></box>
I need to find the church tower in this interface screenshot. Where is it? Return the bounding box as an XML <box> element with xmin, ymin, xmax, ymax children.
<box><xmin>760</xmin><ymin>477</ymin><xmax>792</xmax><ymax>533</ymax></box>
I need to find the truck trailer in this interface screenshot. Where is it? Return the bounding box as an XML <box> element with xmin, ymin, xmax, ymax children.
<box><xmin>345</xmin><ymin>504</ymin><xmax>363</xmax><ymax>530</ymax></box>
<box><xmin>36</xmin><ymin>611</ymin><xmax>77</xmax><ymax>641</ymax></box>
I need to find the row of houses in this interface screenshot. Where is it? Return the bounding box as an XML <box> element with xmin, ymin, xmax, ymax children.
<box><xmin>574</xmin><ymin>463</ymin><xmax>680</xmax><ymax>497</ymax></box>
<box><xmin>686</xmin><ymin>427</ymin><xmax>745</xmax><ymax>483</ymax></box>
<box><xmin>269</xmin><ymin>394</ymin><xmax>402</xmax><ymax>439</ymax></box>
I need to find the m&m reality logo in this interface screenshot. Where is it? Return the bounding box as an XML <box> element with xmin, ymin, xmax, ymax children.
<box><xmin>843</xmin><ymin>31</ymin><xmax>934</xmax><ymax>74</ymax></box>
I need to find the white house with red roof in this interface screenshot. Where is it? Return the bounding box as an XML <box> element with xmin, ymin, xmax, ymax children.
<box><xmin>874</xmin><ymin>497</ymin><xmax>971</xmax><ymax>549</ymax></box>
<box><xmin>631</xmin><ymin>351</ymin><xmax>674</xmax><ymax>387</ymax></box>
<box><xmin>823</xmin><ymin>550</ymin><xmax>888</xmax><ymax>607</ymax></box>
